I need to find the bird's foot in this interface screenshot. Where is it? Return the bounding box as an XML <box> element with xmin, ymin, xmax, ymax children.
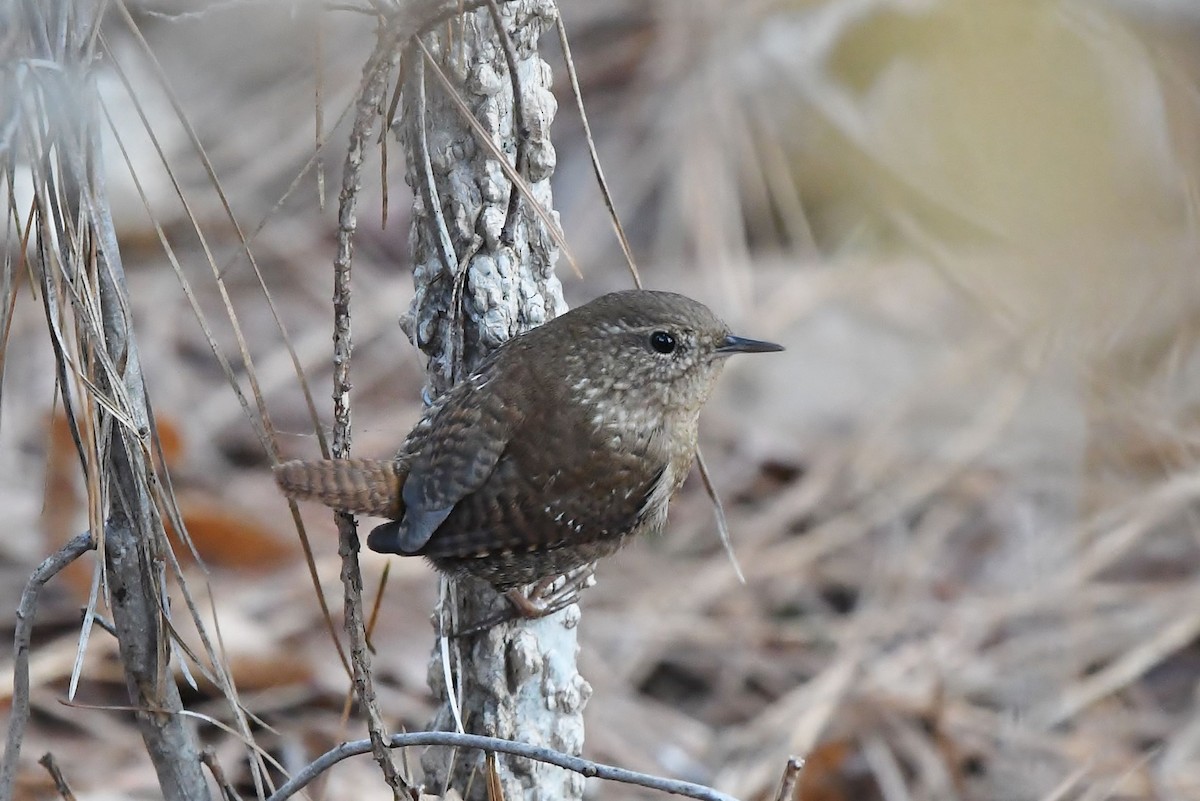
<box><xmin>508</xmin><ymin>563</ymin><xmax>597</xmax><ymax>619</ymax></box>
<box><xmin>450</xmin><ymin>564</ymin><xmax>597</xmax><ymax>637</ymax></box>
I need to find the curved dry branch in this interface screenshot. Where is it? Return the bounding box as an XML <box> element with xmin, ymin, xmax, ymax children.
<box><xmin>1</xmin><ymin>533</ymin><xmax>96</xmax><ymax>800</ymax></box>
<box><xmin>266</xmin><ymin>731</ymin><xmax>742</xmax><ymax>801</ymax></box>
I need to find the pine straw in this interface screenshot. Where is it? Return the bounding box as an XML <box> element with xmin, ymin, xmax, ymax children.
<box><xmin>4</xmin><ymin>1</ymin><xmax>1200</xmax><ymax>800</ymax></box>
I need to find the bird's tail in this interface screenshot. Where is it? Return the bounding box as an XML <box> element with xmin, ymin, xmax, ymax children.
<box><xmin>274</xmin><ymin>458</ymin><xmax>405</xmax><ymax>518</ymax></box>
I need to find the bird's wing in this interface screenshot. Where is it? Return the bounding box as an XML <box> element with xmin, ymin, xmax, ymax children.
<box><xmin>416</xmin><ymin>428</ymin><xmax>675</xmax><ymax>560</ymax></box>
<box><xmin>369</xmin><ymin>370</ymin><xmax>522</xmax><ymax>555</ymax></box>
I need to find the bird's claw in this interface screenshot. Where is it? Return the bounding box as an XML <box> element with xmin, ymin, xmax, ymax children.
<box><xmin>450</xmin><ymin>563</ymin><xmax>597</xmax><ymax>638</ymax></box>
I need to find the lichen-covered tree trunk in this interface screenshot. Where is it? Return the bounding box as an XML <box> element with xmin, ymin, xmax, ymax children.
<box><xmin>394</xmin><ymin>2</ymin><xmax>590</xmax><ymax>799</ymax></box>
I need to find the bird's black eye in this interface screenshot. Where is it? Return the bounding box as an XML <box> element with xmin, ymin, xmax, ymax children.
<box><xmin>649</xmin><ymin>330</ymin><xmax>677</xmax><ymax>354</ymax></box>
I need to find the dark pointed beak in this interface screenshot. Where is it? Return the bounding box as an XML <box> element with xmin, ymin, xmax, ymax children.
<box><xmin>716</xmin><ymin>334</ymin><xmax>784</xmax><ymax>355</ymax></box>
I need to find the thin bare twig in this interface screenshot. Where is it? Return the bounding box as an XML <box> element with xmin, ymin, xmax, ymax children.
<box><xmin>314</xmin><ymin>10</ymin><xmax>327</xmax><ymax>211</ymax></box>
<box><xmin>332</xmin><ymin>17</ymin><xmax>412</xmax><ymax>797</ymax></box>
<box><xmin>365</xmin><ymin>560</ymin><xmax>391</xmax><ymax>654</ymax></box>
<box><xmin>411</xmin><ymin>50</ymin><xmax>460</xmax><ymax>291</ymax></box>
<box><xmin>484</xmin><ymin>0</ymin><xmax>527</xmax><ymax>244</ymax></box>
<box><xmin>37</xmin><ymin>753</ymin><xmax>78</xmax><ymax>801</ymax></box>
<box><xmin>1</xmin><ymin>532</ymin><xmax>96</xmax><ymax>800</ymax></box>
<box><xmin>772</xmin><ymin>756</ymin><xmax>804</xmax><ymax>801</ymax></box>
<box><xmin>201</xmin><ymin>747</ymin><xmax>244</xmax><ymax>801</ymax></box>
<box><xmin>696</xmin><ymin>447</ymin><xmax>745</xmax><ymax>584</ymax></box>
<box><xmin>265</xmin><ymin>731</ymin><xmax>742</xmax><ymax>801</ymax></box>
<box><xmin>554</xmin><ymin>13</ymin><xmax>641</xmax><ymax>288</ymax></box>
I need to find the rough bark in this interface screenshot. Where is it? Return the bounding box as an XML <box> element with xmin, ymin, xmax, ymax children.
<box><xmin>393</xmin><ymin>2</ymin><xmax>590</xmax><ymax>799</ymax></box>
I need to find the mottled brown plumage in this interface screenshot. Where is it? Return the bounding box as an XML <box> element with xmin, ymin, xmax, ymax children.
<box><xmin>274</xmin><ymin>290</ymin><xmax>781</xmax><ymax>592</ymax></box>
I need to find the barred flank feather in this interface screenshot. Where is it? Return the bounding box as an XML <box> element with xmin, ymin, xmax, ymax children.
<box><xmin>273</xmin><ymin>458</ymin><xmax>406</xmax><ymax>519</ymax></box>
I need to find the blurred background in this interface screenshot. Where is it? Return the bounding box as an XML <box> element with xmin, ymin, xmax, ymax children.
<box><xmin>3</xmin><ymin>0</ymin><xmax>1200</xmax><ymax>798</ymax></box>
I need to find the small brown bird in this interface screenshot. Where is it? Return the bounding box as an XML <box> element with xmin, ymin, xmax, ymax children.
<box><xmin>275</xmin><ymin>290</ymin><xmax>781</xmax><ymax>603</ymax></box>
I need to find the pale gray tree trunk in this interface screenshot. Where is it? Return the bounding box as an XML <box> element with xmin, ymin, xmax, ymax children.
<box><xmin>393</xmin><ymin>2</ymin><xmax>590</xmax><ymax>799</ymax></box>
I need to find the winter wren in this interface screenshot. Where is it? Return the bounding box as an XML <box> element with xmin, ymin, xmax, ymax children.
<box><xmin>274</xmin><ymin>290</ymin><xmax>781</xmax><ymax>595</ymax></box>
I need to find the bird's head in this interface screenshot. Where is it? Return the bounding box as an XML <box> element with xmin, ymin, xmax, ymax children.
<box><xmin>543</xmin><ymin>290</ymin><xmax>783</xmax><ymax>419</ymax></box>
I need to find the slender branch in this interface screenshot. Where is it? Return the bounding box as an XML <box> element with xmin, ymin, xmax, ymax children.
<box><xmin>553</xmin><ymin>13</ymin><xmax>642</xmax><ymax>288</ymax></box>
<box><xmin>483</xmin><ymin>0</ymin><xmax>527</xmax><ymax>244</ymax></box>
<box><xmin>37</xmin><ymin>753</ymin><xmax>79</xmax><ymax>801</ymax></box>
<box><xmin>332</xmin><ymin>17</ymin><xmax>412</xmax><ymax>796</ymax></box>
<box><xmin>696</xmin><ymin>447</ymin><xmax>745</xmax><ymax>584</ymax></box>
<box><xmin>1</xmin><ymin>532</ymin><xmax>96</xmax><ymax>799</ymax></box>
<box><xmin>266</xmin><ymin>732</ymin><xmax>742</xmax><ymax>801</ymax></box>
<box><xmin>412</xmin><ymin>51</ymin><xmax>459</xmax><ymax>288</ymax></box>
<box><xmin>201</xmin><ymin>747</ymin><xmax>244</xmax><ymax>801</ymax></box>
<box><xmin>772</xmin><ymin>756</ymin><xmax>804</xmax><ymax>801</ymax></box>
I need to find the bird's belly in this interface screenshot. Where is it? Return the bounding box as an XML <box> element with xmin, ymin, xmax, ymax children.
<box><xmin>429</xmin><ymin>535</ymin><xmax>628</xmax><ymax>591</ymax></box>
